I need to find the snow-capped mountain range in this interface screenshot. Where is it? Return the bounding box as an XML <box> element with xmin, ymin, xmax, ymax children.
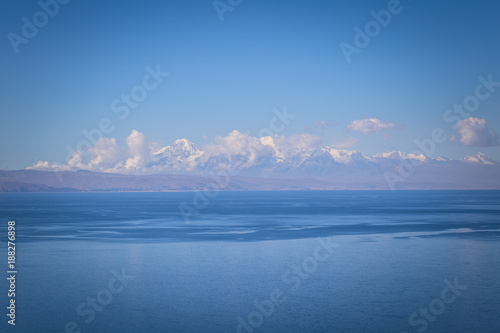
<box><xmin>24</xmin><ymin>129</ymin><xmax>499</xmax><ymax>192</ymax></box>
<box><xmin>13</xmin><ymin>131</ymin><xmax>500</xmax><ymax>191</ymax></box>
<box><xmin>144</xmin><ymin>136</ymin><xmax>497</xmax><ymax>175</ymax></box>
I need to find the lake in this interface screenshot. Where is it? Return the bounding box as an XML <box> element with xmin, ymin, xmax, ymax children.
<box><xmin>0</xmin><ymin>191</ymin><xmax>499</xmax><ymax>332</ymax></box>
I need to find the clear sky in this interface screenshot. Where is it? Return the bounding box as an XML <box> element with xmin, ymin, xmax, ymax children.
<box><xmin>1</xmin><ymin>0</ymin><xmax>500</xmax><ymax>169</ymax></box>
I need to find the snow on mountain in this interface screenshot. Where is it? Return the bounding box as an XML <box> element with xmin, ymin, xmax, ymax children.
<box><xmin>374</xmin><ymin>151</ymin><xmax>427</xmax><ymax>162</ymax></box>
<box><xmin>151</xmin><ymin>139</ymin><xmax>205</xmax><ymax>170</ymax></box>
<box><xmin>148</xmin><ymin>140</ymin><xmax>499</xmax><ymax>174</ymax></box>
<box><xmin>461</xmin><ymin>152</ymin><xmax>497</xmax><ymax>165</ymax></box>
<box><xmin>435</xmin><ymin>156</ymin><xmax>451</xmax><ymax>162</ymax></box>
<box><xmin>259</xmin><ymin>136</ymin><xmax>275</xmax><ymax>147</ymax></box>
<box><xmin>260</xmin><ymin>136</ymin><xmax>284</xmax><ymax>161</ymax></box>
<box><xmin>324</xmin><ymin>147</ymin><xmax>371</xmax><ymax>164</ymax></box>
<box><xmin>153</xmin><ymin>139</ymin><xmax>202</xmax><ymax>158</ymax></box>
<box><xmin>27</xmin><ymin>129</ymin><xmax>500</xmax><ymax>177</ymax></box>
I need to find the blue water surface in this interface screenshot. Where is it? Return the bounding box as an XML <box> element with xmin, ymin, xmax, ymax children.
<box><xmin>0</xmin><ymin>191</ymin><xmax>499</xmax><ymax>332</ymax></box>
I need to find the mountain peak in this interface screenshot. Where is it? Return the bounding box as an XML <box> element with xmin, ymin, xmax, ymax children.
<box><xmin>323</xmin><ymin>147</ymin><xmax>367</xmax><ymax>164</ymax></box>
<box><xmin>374</xmin><ymin>151</ymin><xmax>427</xmax><ymax>161</ymax></box>
<box><xmin>462</xmin><ymin>152</ymin><xmax>497</xmax><ymax>165</ymax></box>
<box><xmin>260</xmin><ymin>136</ymin><xmax>275</xmax><ymax>147</ymax></box>
<box><xmin>153</xmin><ymin>139</ymin><xmax>201</xmax><ymax>159</ymax></box>
<box><xmin>173</xmin><ymin>138</ymin><xmax>194</xmax><ymax>147</ymax></box>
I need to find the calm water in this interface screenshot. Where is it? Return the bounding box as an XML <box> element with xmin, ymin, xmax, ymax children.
<box><xmin>0</xmin><ymin>191</ymin><xmax>499</xmax><ymax>332</ymax></box>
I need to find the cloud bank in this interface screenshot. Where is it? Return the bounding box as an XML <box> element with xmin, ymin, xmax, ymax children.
<box><xmin>347</xmin><ymin>118</ymin><xmax>396</xmax><ymax>133</ymax></box>
<box><xmin>28</xmin><ymin>129</ymin><xmax>498</xmax><ymax>177</ymax></box>
<box><xmin>29</xmin><ymin>130</ymin><xmax>326</xmax><ymax>174</ymax></box>
<box><xmin>455</xmin><ymin>117</ymin><xmax>499</xmax><ymax>147</ymax></box>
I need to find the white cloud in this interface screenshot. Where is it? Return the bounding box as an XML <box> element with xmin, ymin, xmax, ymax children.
<box><xmin>206</xmin><ymin>130</ymin><xmax>264</xmax><ymax>156</ymax></box>
<box><xmin>27</xmin><ymin>128</ymin><xmax>497</xmax><ymax>176</ymax></box>
<box><xmin>28</xmin><ymin>160</ymin><xmax>58</xmax><ymax>171</ymax></box>
<box><xmin>348</xmin><ymin>118</ymin><xmax>396</xmax><ymax>133</ymax></box>
<box><xmin>67</xmin><ymin>150</ymin><xmax>85</xmax><ymax>170</ymax></box>
<box><xmin>273</xmin><ymin>133</ymin><xmax>322</xmax><ymax>156</ymax></box>
<box><xmin>456</xmin><ymin>117</ymin><xmax>499</xmax><ymax>147</ymax></box>
<box><xmin>88</xmin><ymin>138</ymin><xmax>126</xmax><ymax>170</ymax></box>
<box><xmin>202</xmin><ymin>130</ymin><xmax>276</xmax><ymax>169</ymax></box>
<box><xmin>29</xmin><ymin>130</ymin><xmax>327</xmax><ymax>173</ymax></box>
<box><xmin>28</xmin><ymin>130</ymin><xmax>157</xmax><ymax>173</ymax></box>
<box><xmin>123</xmin><ymin>130</ymin><xmax>156</xmax><ymax>170</ymax></box>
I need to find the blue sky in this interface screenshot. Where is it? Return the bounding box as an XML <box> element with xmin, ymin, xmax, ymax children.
<box><xmin>1</xmin><ymin>0</ymin><xmax>500</xmax><ymax>169</ymax></box>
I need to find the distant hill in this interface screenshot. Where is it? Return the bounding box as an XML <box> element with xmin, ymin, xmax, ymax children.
<box><xmin>1</xmin><ymin>167</ymin><xmax>499</xmax><ymax>192</ymax></box>
<box><xmin>0</xmin><ymin>170</ymin><xmax>333</xmax><ymax>192</ymax></box>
